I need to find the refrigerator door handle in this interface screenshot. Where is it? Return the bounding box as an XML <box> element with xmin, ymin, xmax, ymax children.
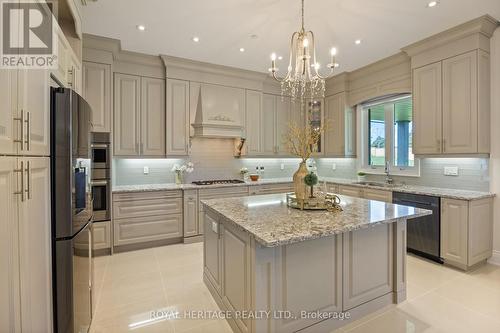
<box><xmin>14</xmin><ymin>160</ymin><xmax>25</xmax><ymax>202</ymax></box>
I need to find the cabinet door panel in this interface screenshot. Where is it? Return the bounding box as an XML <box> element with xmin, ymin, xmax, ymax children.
<box><xmin>82</xmin><ymin>62</ymin><xmax>111</xmax><ymax>133</ymax></box>
<box><xmin>0</xmin><ymin>157</ymin><xmax>21</xmax><ymax>332</ymax></box>
<box><xmin>18</xmin><ymin>69</ymin><xmax>50</xmax><ymax>156</ymax></box>
<box><xmin>0</xmin><ymin>70</ymin><xmax>18</xmax><ymax>155</ymax></box>
<box><xmin>141</xmin><ymin>77</ymin><xmax>165</xmax><ymax>156</ymax></box>
<box><xmin>204</xmin><ymin>212</ymin><xmax>222</xmax><ymax>294</ymax></box>
<box><xmin>114</xmin><ymin>74</ymin><xmax>141</xmax><ymax>156</ymax></box>
<box><xmin>19</xmin><ymin>158</ymin><xmax>52</xmax><ymax>332</ymax></box>
<box><xmin>114</xmin><ymin>214</ymin><xmax>183</xmax><ymax>246</ymax></box>
<box><xmin>276</xmin><ymin>96</ymin><xmax>291</xmax><ymax>154</ymax></box>
<box><xmin>441</xmin><ymin>198</ymin><xmax>468</xmax><ymax>266</ymax></box>
<box><xmin>166</xmin><ymin>79</ymin><xmax>189</xmax><ymax>155</ymax></box>
<box><xmin>363</xmin><ymin>189</ymin><xmax>392</xmax><ymax>203</ymax></box>
<box><xmin>338</xmin><ymin>185</ymin><xmax>363</xmax><ymax>198</ymax></box>
<box><xmin>245</xmin><ymin>90</ymin><xmax>262</xmax><ymax>155</ymax></box>
<box><xmin>262</xmin><ymin>94</ymin><xmax>276</xmax><ymax>155</ymax></box>
<box><xmin>183</xmin><ymin>190</ymin><xmax>198</xmax><ymax>237</ymax></box>
<box><xmin>442</xmin><ymin>51</ymin><xmax>478</xmax><ymax>154</ymax></box>
<box><xmin>343</xmin><ymin>224</ymin><xmax>393</xmax><ymax>310</ymax></box>
<box><xmin>325</xmin><ymin>94</ymin><xmax>345</xmax><ymax>156</ymax></box>
<box><xmin>413</xmin><ymin>62</ymin><xmax>442</xmax><ymax>154</ymax></box>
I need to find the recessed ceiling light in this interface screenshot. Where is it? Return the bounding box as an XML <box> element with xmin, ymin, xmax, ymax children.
<box><xmin>192</xmin><ymin>36</ymin><xmax>200</xmax><ymax>42</ymax></box>
<box><xmin>355</xmin><ymin>39</ymin><xmax>361</xmax><ymax>45</ymax></box>
<box><xmin>136</xmin><ymin>25</ymin><xmax>146</xmax><ymax>31</ymax></box>
<box><xmin>239</xmin><ymin>48</ymin><xmax>245</xmax><ymax>52</ymax></box>
<box><xmin>278</xmin><ymin>56</ymin><xmax>283</xmax><ymax>60</ymax></box>
<box><xmin>427</xmin><ymin>1</ymin><xmax>438</xmax><ymax>7</ymax></box>
<box><xmin>250</xmin><ymin>34</ymin><xmax>258</xmax><ymax>39</ymax></box>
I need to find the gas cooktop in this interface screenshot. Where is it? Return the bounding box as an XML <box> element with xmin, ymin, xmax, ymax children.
<box><xmin>191</xmin><ymin>179</ymin><xmax>245</xmax><ymax>186</ymax></box>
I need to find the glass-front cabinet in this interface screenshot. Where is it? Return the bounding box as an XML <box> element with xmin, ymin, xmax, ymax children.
<box><xmin>306</xmin><ymin>99</ymin><xmax>324</xmax><ymax>155</ymax></box>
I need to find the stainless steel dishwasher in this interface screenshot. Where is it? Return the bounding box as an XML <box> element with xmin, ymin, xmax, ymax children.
<box><xmin>393</xmin><ymin>192</ymin><xmax>442</xmax><ymax>263</ymax></box>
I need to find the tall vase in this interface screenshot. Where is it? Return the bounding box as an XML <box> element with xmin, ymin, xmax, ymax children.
<box><xmin>293</xmin><ymin>161</ymin><xmax>308</xmax><ymax>202</ymax></box>
<box><xmin>175</xmin><ymin>171</ymin><xmax>183</xmax><ymax>185</ymax></box>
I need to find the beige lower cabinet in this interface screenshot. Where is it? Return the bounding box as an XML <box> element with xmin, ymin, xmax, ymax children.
<box><xmin>338</xmin><ymin>185</ymin><xmax>364</xmax><ymax>198</ymax></box>
<box><xmin>0</xmin><ymin>157</ymin><xmax>53</xmax><ymax>333</ymax></box>
<box><xmin>337</xmin><ymin>185</ymin><xmax>392</xmax><ymax>203</ymax></box>
<box><xmin>92</xmin><ymin>221</ymin><xmax>112</xmax><ymax>250</ymax></box>
<box><xmin>441</xmin><ymin>197</ymin><xmax>493</xmax><ymax>270</ymax></box>
<box><xmin>112</xmin><ymin>190</ymin><xmax>183</xmax><ymax>249</ymax></box>
<box><xmin>183</xmin><ymin>189</ymin><xmax>199</xmax><ymax>237</ymax></box>
<box><xmin>203</xmin><ymin>207</ymin><xmax>406</xmax><ymax>333</ymax></box>
<box><xmin>363</xmin><ymin>188</ymin><xmax>393</xmax><ymax>203</ymax></box>
<box><xmin>197</xmin><ymin>186</ymin><xmax>249</xmax><ymax>237</ymax></box>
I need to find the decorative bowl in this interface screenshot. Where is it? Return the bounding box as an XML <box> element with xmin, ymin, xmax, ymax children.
<box><xmin>249</xmin><ymin>174</ymin><xmax>260</xmax><ymax>181</ymax></box>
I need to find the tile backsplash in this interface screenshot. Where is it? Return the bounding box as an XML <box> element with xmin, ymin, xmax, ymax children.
<box><xmin>113</xmin><ymin>138</ymin><xmax>489</xmax><ymax>192</ymax></box>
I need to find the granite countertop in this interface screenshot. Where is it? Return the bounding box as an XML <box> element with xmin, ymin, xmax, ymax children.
<box><xmin>112</xmin><ymin>177</ymin><xmax>494</xmax><ymax>201</ymax></box>
<box><xmin>202</xmin><ymin>193</ymin><xmax>432</xmax><ymax>247</ymax></box>
<box><xmin>112</xmin><ymin>178</ymin><xmax>293</xmax><ymax>193</ymax></box>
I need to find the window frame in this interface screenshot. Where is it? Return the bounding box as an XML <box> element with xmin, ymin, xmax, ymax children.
<box><xmin>359</xmin><ymin>94</ymin><xmax>420</xmax><ymax>177</ymax></box>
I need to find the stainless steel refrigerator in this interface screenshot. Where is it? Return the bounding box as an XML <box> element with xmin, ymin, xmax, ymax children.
<box><xmin>50</xmin><ymin>87</ymin><xmax>94</xmax><ymax>333</ymax></box>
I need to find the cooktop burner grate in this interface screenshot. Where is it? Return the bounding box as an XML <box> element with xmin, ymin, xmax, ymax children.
<box><xmin>191</xmin><ymin>179</ymin><xmax>246</xmax><ymax>186</ymax></box>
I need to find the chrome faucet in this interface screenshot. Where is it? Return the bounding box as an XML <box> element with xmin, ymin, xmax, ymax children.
<box><xmin>385</xmin><ymin>161</ymin><xmax>394</xmax><ymax>185</ymax></box>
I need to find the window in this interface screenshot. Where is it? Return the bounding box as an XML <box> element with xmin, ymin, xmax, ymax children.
<box><xmin>361</xmin><ymin>95</ymin><xmax>419</xmax><ymax>176</ymax></box>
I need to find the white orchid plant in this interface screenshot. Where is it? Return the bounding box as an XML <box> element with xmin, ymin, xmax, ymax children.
<box><xmin>171</xmin><ymin>162</ymin><xmax>194</xmax><ymax>175</ymax></box>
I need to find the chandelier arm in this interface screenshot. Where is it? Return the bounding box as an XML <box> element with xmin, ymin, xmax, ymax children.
<box><xmin>271</xmin><ymin>71</ymin><xmax>286</xmax><ymax>83</ymax></box>
<box><xmin>301</xmin><ymin>0</ymin><xmax>305</xmax><ymax>31</ymax></box>
<box><xmin>315</xmin><ymin>68</ymin><xmax>335</xmax><ymax>80</ymax></box>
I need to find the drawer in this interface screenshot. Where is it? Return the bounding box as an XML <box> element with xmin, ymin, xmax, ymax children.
<box><xmin>113</xmin><ymin>197</ymin><xmax>182</xmax><ymax>219</ymax></box>
<box><xmin>250</xmin><ymin>183</ymin><xmax>294</xmax><ymax>195</ymax></box>
<box><xmin>363</xmin><ymin>189</ymin><xmax>392</xmax><ymax>203</ymax></box>
<box><xmin>327</xmin><ymin>184</ymin><xmax>339</xmax><ymax>193</ymax></box>
<box><xmin>113</xmin><ymin>190</ymin><xmax>182</xmax><ymax>202</ymax></box>
<box><xmin>114</xmin><ymin>214</ymin><xmax>183</xmax><ymax>246</ymax></box>
<box><xmin>338</xmin><ymin>185</ymin><xmax>363</xmax><ymax>198</ymax></box>
<box><xmin>199</xmin><ymin>186</ymin><xmax>249</xmax><ymax>202</ymax></box>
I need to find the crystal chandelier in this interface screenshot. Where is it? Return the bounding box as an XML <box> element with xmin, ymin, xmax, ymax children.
<box><xmin>269</xmin><ymin>0</ymin><xmax>338</xmax><ymax>101</ymax></box>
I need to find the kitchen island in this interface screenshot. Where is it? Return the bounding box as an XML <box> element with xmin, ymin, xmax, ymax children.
<box><xmin>202</xmin><ymin>193</ymin><xmax>432</xmax><ymax>333</ymax></box>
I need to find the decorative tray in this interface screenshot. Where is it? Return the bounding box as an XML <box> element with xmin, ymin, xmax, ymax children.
<box><xmin>286</xmin><ymin>192</ymin><xmax>343</xmax><ymax>211</ymax></box>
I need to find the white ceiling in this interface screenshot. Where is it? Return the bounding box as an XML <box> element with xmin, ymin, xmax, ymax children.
<box><xmin>81</xmin><ymin>0</ymin><xmax>500</xmax><ymax>73</ymax></box>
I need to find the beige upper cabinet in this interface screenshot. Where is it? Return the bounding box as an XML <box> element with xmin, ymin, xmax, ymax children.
<box><xmin>166</xmin><ymin>79</ymin><xmax>190</xmax><ymax>156</ymax></box>
<box><xmin>412</xmin><ymin>50</ymin><xmax>490</xmax><ymax>155</ymax></box>
<box><xmin>114</xmin><ymin>73</ymin><xmax>141</xmax><ymax>156</ymax></box>
<box><xmin>114</xmin><ymin>74</ymin><xmax>165</xmax><ymax>157</ymax></box>
<box><xmin>276</xmin><ymin>96</ymin><xmax>291</xmax><ymax>154</ymax></box>
<box><xmin>82</xmin><ymin>62</ymin><xmax>111</xmax><ymax>133</ymax></box>
<box><xmin>262</xmin><ymin>94</ymin><xmax>277</xmax><ymax>155</ymax></box>
<box><xmin>324</xmin><ymin>93</ymin><xmax>356</xmax><ymax>157</ymax></box>
<box><xmin>412</xmin><ymin>62</ymin><xmax>442</xmax><ymax>155</ymax></box>
<box><xmin>141</xmin><ymin>77</ymin><xmax>165</xmax><ymax>156</ymax></box>
<box><xmin>17</xmin><ymin>68</ymin><xmax>51</xmax><ymax>157</ymax></box>
<box><xmin>442</xmin><ymin>51</ymin><xmax>478</xmax><ymax>154</ymax></box>
<box><xmin>0</xmin><ymin>70</ymin><xmax>19</xmax><ymax>155</ymax></box>
<box><xmin>245</xmin><ymin>90</ymin><xmax>262</xmax><ymax>155</ymax></box>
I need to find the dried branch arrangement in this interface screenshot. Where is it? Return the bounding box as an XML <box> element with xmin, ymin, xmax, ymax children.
<box><xmin>283</xmin><ymin>120</ymin><xmax>327</xmax><ymax>162</ymax></box>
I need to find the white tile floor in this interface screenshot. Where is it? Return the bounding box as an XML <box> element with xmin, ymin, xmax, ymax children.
<box><xmin>90</xmin><ymin>243</ymin><xmax>500</xmax><ymax>333</ymax></box>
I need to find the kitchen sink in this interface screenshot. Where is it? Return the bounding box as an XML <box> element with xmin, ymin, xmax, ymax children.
<box><xmin>352</xmin><ymin>181</ymin><xmax>402</xmax><ymax>188</ymax></box>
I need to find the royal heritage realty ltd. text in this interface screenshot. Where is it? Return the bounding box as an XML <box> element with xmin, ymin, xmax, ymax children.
<box><xmin>151</xmin><ymin>310</ymin><xmax>352</xmax><ymax>321</ymax></box>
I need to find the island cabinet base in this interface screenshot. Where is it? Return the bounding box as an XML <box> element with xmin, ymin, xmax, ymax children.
<box><xmin>203</xmin><ymin>208</ymin><xmax>408</xmax><ymax>333</ymax></box>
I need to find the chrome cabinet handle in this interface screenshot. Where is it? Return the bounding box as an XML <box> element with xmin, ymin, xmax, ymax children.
<box><xmin>14</xmin><ymin>161</ymin><xmax>25</xmax><ymax>202</ymax></box>
<box><xmin>26</xmin><ymin>111</ymin><xmax>31</xmax><ymax>151</ymax></box>
<box><xmin>13</xmin><ymin>109</ymin><xmax>25</xmax><ymax>150</ymax></box>
<box><xmin>25</xmin><ymin>161</ymin><xmax>32</xmax><ymax>200</ymax></box>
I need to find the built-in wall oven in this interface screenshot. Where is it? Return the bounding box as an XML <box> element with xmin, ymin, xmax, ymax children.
<box><xmin>90</xmin><ymin>134</ymin><xmax>111</xmax><ymax>222</ymax></box>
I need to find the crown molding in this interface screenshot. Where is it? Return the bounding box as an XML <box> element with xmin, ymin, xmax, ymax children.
<box><xmin>402</xmin><ymin>15</ymin><xmax>499</xmax><ymax>57</ymax></box>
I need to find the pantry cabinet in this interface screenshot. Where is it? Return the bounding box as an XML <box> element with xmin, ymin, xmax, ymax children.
<box><xmin>324</xmin><ymin>93</ymin><xmax>356</xmax><ymax>157</ymax></box>
<box><xmin>183</xmin><ymin>190</ymin><xmax>199</xmax><ymax>238</ymax></box>
<box><xmin>0</xmin><ymin>69</ymin><xmax>18</xmax><ymax>155</ymax></box>
<box><xmin>166</xmin><ymin>79</ymin><xmax>190</xmax><ymax>155</ymax></box>
<box><xmin>0</xmin><ymin>157</ymin><xmax>52</xmax><ymax>333</ymax></box>
<box><xmin>412</xmin><ymin>50</ymin><xmax>490</xmax><ymax>155</ymax></box>
<box><xmin>82</xmin><ymin>62</ymin><xmax>111</xmax><ymax>133</ymax></box>
<box><xmin>114</xmin><ymin>74</ymin><xmax>165</xmax><ymax>157</ymax></box>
